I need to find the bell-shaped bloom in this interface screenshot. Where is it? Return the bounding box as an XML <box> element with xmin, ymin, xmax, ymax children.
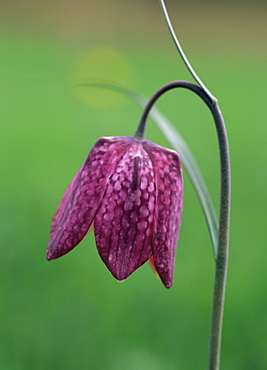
<box><xmin>46</xmin><ymin>136</ymin><xmax>183</xmax><ymax>288</ymax></box>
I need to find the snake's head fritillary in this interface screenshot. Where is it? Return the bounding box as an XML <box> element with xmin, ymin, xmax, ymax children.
<box><xmin>46</xmin><ymin>136</ymin><xmax>183</xmax><ymax>288</ymax></box>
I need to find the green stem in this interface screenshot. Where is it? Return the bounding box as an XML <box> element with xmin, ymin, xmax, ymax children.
<box><xmin>207</xmin><ymin>102</ymin><xmax>230</xmax><ymax>370</ymax></box>
<box><xmin>158</xmin><ymin>0</ymin><xmax>217</xmax><ymax>104</ymax></box>
<box><xmin>136</xmin><ymin>81</ymin><xmax>230</xmax><ymax>370</ymax></box>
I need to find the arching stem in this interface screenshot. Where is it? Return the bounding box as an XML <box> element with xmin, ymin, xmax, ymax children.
<box><xmin>135</xmin><ymin>80</ymin><xmax>230</xmax><ymax>370</ymax></box>
<box><xmin>158</xmin><ymin>0</ymin><xmax>218</xmax><ymax>104</ymax></box>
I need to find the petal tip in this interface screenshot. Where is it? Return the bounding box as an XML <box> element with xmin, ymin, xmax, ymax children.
<box><xmin>46</xmin><ymin>249</ymin><xmax>54</xmax><ymax>261</ymax></box>
<box><xmin>46</xmin><ymin>242</ymin><xmax>61</xmax><ymax>261</ymax></box>
<box><xmin>164</xmin><ymin>280</ymin><xmax>173</xmax><ymax>289</ymax></box>
<box><xmin>160</xmin><ymin>275</ymin><xmax>173</xmax><ymax>288</ymax></box>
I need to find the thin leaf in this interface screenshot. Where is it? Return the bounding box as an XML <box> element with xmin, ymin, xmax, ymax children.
<box><xmin>77</xmin><ymin>82</ymin><xmax>218</xmax><ymax>256</ymax></box>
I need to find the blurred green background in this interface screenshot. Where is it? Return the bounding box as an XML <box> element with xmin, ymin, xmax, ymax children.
<box><xmin>1</xmin><ymin>0</ymin><xmax>267</xmax><ymax>369</ymax></box>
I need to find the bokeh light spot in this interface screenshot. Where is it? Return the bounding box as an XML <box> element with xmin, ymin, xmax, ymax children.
<box><xmin>72</xmin><ymin>46</ymin><xmax>136</xmax><ymax>108</ymax></box>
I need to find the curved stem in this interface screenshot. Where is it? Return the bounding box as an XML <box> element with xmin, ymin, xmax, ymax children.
<box><xmin>137</xmin><ymin>80</ymin><xmax>230</xmax><ymax>370</ymax></box>
<box><xmin>159</xmin><ymin>0</ymin><xmax>218</xmax><ymax>104</ymax></box>
<box><xmin>207</xmin><ymin>102</ymin><xmax>230</xmax><ymax>370</ymax></box>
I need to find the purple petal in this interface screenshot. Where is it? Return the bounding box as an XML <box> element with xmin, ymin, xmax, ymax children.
<box><xmin>94</xmin><ymin>139</ymin><xmax>156</xmax><ymax>281</ymax></box>
<box><xmin>144</xmin><ymin>142</ymin><xmax>183</xmax><ymax>288</ymax></box>
<box><xmin>46</xmin><ymin>137</ymin><xmax>132</xmax><ymax>260</ymax></box>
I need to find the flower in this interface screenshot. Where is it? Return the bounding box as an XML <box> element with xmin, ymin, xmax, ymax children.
<box><xmin>46</xmin><ymin>136</ymin><xmax>183</xmax><ymax>288</ymax></box>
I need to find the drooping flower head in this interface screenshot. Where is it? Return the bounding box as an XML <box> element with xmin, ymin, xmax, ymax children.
<box><xmin>47</xmin><ymin>135</ymin><xmax>183</xmax><ymax>288</ymax></box>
